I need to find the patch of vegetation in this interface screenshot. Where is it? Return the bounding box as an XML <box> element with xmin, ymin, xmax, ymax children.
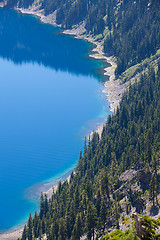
<box><xmin>119</xmin><ymin>49</ymin><xmax>160</xmax><ymax>83</ymax></box>
<box><xmin>3</xmin><ymin>0</ymin><xmax>160</xmax><ymax>76</ymax></box>
<box><xmin>19</xmin><ymin>59</ymin><xmax>160</xmax><ymax>239</ymax></box>
<box><xmin>103</xmin><ymin>229</ymin><xmax>140</xmax><ymax>240</ymax></box>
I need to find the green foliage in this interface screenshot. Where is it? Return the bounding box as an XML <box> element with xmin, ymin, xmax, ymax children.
<box><xmin>21</xmin><ymin>225</ymin><xmax>27</xmax><ymax>240</ymax></box>
<box><xmin>103</xmin><ymin>229</ymin><xmax>140</xmax><ymax>240</ymax></box>
<box><xmin>86</xmin><ymin>202</ymin><xmax>97</xmax><ymax>240</ymax></box>
<box><xmin>5</xmin><ymin>0</ymin><xmax>159</xmax><ymax>238</ymax></box>
<box><xmin>4</xmin><ymin>0</ymin><xmax>160</xmax><ymax>75</ymax></box>
<box><xmin>104</xmin><ymin>0</ymin><xmax>160</xmax><ymax>75</ymax></box>
<box><xmin>27</xmin><ymin>214</ymin><xmax>33</xmax><ymax>240</ymax></box>
<box><xmin>19</xmin><ymin>60</ymin><xmax>160</xmax><ymax>240</ymax></box>
<box><xmin>149</xmin><ymin>174</ymin><xmax>157</xmax><ymax>206</ymax></box>
<box><xmin>136</xmin><ymin>215</ymin><xmax>160</xmax><ymax>240</ymax></box>
<box><xmin>19</xmin><ymin>58</ymin><xmax>160</xmax><ymax>239</ymax></box>
<box><xmin>119</xmin><ymin>49</ymin><xmax>160</xmax><ymax>83</ymax></box>
<box><xmin>71</xmin><ymin>213</ymin><xmax>83</xmax><ymax>240</ymax></box>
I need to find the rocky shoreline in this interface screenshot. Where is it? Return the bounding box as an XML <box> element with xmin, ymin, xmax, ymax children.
<box><xmin>15</xmin><ymin>6</ymin><xmax>126</xmax><ymax>116</ymax></box>
<box><xmin>0</xmin><ymin>5</ymin><xmax>128</xmax><ymax>240</ymax></box>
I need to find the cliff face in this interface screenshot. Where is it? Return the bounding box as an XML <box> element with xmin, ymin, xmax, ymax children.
<box><xmin>115</xmin><ymin>163</ymin><xmax>160</xmax><ymax>228</ymax></box>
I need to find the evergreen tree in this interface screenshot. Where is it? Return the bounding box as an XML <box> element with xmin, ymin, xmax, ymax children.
<box><xmin>100</xmin><ymin>199</ymin><xmax>107</xmax><ymax>233</ymax></box>
<box><xmin>33</xmin><ymin>210</ymin><xmax>39</xmax><ymax>238</ymax></box>
<box><xmin>98</xmin><ymin>169</ymin><xmax>109</xmax><ymax>198</ymax></box>
<box><xmin>71</xmin><ymin>213</ymin><xmax>83</xmax><ymax>240</ymax></box>
<box><xmin>149</xmin><ymin>174</ymin><xmax>157</xmax><ymax>206</ymax></box>
<box><xmin>44</xmin><ymin>193</ymin><xmax>49</xmax><ymax>217</ymax></box>
<box><xmin>42</xmin><ymin>217</ymin><xmax>46</xmax><ymax>234</ymax></box>
<box><xmin>86</xmin><ymin>202</ymin><xmax>97</xmax><ymax>240</ymax></box>
<box><xmin>96</xmin><ymin>190</ymin><xmax>101</xmax><ymax>217</ymax></box>
<box><xmin>74</xmin><ymin>185</ymin><xmax>80</xmax><ymax>210</ymax></box>
<box><xmin>21</xmin><ymin>224</ymin><xmax>27</xmax><ymax>240</ymax></box>
<box><xmin>58</xmin><ymin>218</ymin><xmax>67</xmax><ymax>240</ymax></box>
<box><xmin>27</xmin><ymin>213</ymin><xmax>33</xmax><ymax>240</ymax></box>
<box><xmin>39</xmin><ymin>193</ymin><xmax>44</xmax><ymax>219</ymax></box>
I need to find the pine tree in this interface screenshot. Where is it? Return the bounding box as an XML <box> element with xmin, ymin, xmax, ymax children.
<box><xmin>33</xmin><ymin>210</ymin><xmax>39</xmax><ymax>238</ymax></box>
<box><xmin>71</xmin><ymin>213</ymin><xmax>83</xmax><ymax>240</ymax></box>
<box><xmin>58</xmin><ymin>218</ymin><xmax>67</xmax><ymax>240</ymax></box>
<box><xmin>100</xmin><ymin>199</ymin><xmax>107</xmax><ymax>233</ymax></box>
<box><xmin>96</xmin><ymin>190</ymin><xmax>101</xmax><ymax>217</ymax></box>
<box><xmin>27</xmin><ymin>213</ymin><xmax>33</xmax><ymax>240</ymax></box>
<box><xmin>86</xmin><ymin>202</ymin><xmax>97</xmax><ymax>240</ymax></box>
<box><xmin>42</xmin><ymin>217</ymin><xmax>46</xmax><ymax>234</ymax></box>
<box><xmin>50</xmin><ymin>218</ymin><xmax>59</xmax><ymax>240</ymax></box>
<box><xmin>39</xmin><ymin>193</ymin><xmax>44</xmax><ymax>219</ymax></box>
<box><xmin>74</xmin><ymin>185</ymin><xmax>79</xmax><ymax>210</ymax></box>
<box><xmin>149</xmin><ymin>174</ymin><xmax>157</xmax><ymax>206</ymax></box>
<box><xmin>84</xmin><ymin>136</ymin><xmax>87</xmax><ymax>154</ymax></box>
<box><xmin>38</xmin><ymin>228</ymin><xmax>42</xmax><ymax>240</ymax></box>
<box><xmin>98</xmin><ymin>169</ymin><xmax>109</xmax><ymax>198</ymax></box>
<box><xmin>22</xmin><ymin>224</ymin><xmax>27</xmax><ymax>240</ymax></box>
<box><xmin>44</xmin><ymin>193</ymin><xmax>49</xmax><ymax>217</ymax></box>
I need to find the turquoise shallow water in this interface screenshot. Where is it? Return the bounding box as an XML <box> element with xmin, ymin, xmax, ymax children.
<box><xmin>0</xmin><ymin>8</ymin><xmax>110</xmax><ymax>232</ymax></box>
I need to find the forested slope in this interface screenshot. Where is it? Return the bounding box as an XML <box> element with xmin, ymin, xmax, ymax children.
<box><xmin>19</xmin><ymin>63</ymin><xmax>160</xmax><ymax>240</ymax></box>
<box><xmin>2</xmin><ymin>0</ymin><xmax>160</xmax><ymax>76</ymax></box>
<box><xmin>44</xmin><ymin>0</ymin><xmax>160</xmax><ymax>75</ymax></box>
<box><xmin>1</xmin><ymin>0</ymin><xmax>160</xmax><ymax>239</ymax></box>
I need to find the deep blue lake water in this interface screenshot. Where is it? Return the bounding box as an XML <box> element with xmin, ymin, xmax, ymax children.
<box><xmin>0</xmin><ymin>8</ymin><xmax>110</xmax><ymax>232</ymax></box>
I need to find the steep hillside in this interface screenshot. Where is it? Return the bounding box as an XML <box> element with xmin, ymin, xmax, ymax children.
<box><xmin>1</xmin><ymin>0</ymin><xmax>160</xmax><ymax>76</ymax></box>
<box><xmin>1</xmin><ymin>0</ymin><xmax>160</xmax><ymax>239</ymax></box>
<box><xmin>18</xmin><ymin>60</ymin><xmax>160</xmax><ymax>240</ymax></box>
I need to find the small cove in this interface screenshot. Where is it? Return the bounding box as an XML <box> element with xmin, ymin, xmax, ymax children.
<box><xmin>0</xmin><ymin>8</ymin><xmax>110</xmax><ymax>232</ymax></box>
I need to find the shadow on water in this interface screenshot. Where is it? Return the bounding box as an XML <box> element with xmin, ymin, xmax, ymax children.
<box><xmin>0</xmin><ymin>8</ymin><xmax>106</xmax><ymax>77</ymax></box>
<box><xmin>0</xmin><ymin>7</ymin><xmax>111</xmax><ymax>232</ymax></box>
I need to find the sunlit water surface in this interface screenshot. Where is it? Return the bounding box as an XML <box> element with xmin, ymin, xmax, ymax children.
<box><xmin>0</xmin><ymin>8</ymin><xmax>110</xmax><ymax>231</ymax></box>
